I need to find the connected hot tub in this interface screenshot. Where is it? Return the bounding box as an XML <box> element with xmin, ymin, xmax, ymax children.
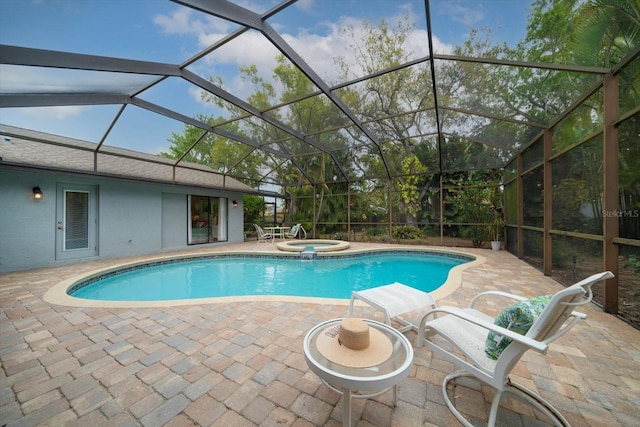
<box><xmin>276</xmin><ymin>239</ymin><xmax>350</xmax><ymax>252</ymax></box>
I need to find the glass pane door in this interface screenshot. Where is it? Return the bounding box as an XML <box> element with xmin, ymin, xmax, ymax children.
<box><xmin>56</xmin><ymin>184</ymin><xmax>97</xmax><ymax>260</ymax></box>
<box><xmin>189</xmin><ymin>195</ymin><xmax>210</xmax><ymax>244</ymax></box>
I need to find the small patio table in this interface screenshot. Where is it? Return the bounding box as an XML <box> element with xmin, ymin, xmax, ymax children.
<box><xmin>303</xmin><ymin>318</ymin><xmax>413</xmax><ymax>427</ymax></box>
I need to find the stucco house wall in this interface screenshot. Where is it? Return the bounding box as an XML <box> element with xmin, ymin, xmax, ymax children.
<box><xmin>0</xmin><ymin>168</ymin><xmax>245</xmax><ymax>273</ymax></box>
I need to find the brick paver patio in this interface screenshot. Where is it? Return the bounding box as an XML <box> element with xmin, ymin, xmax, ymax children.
<box><xmin>1</xmin><ymin>242</ymin><xmax>638</xmax><ymax>426</ymax></box>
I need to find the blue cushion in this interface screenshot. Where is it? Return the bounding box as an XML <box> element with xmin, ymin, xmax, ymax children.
<box><xmin>485</xmin><ymin>295</ymin><xmax>552</xmax><ymax>360</ymax></box>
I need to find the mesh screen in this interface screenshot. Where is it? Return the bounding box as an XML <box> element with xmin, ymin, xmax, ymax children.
<box><xmin>618</xmin><ymin>244</ymin><xmax>640</xmax><ymax>326</ymax></box>
<box><xmin>505</xmin><ymin>181</ymin><xmax>518</xmax><ymax>225</ymax></box>
<box><xmin>522</xmin><ymin>137</ymin><xmax>543</xmax><ymax>171</ymax></box>
<box><xmin>522</xmin><ymin>167</ymin><xmax>543</xmax><ymax>228</ymax></box>
<box><xmin>550</xmin><ymin>235</ymin><xmax>603</xmax><ymax>302</ymax></box>
<box><xmin>523</xmin><ymin>229</ymin><xmax>544</xmax><ymax>271</ymax></box>
<box><xmin>552</xmin><ymin>89</ymin><xmax>603</xmax><ymax>155</ymax></box>
<box><xmin>618</xmin><ymin>114</ymin><xmax>640</xmax><ymax>240</ymax></box>
<box><xmin>618</xmin><ymin>56</ymin><xmax>640</xmax><ymax>118</ymax></box>
<box><xmin>552</xmin><ymin>135</ymin><xmax>603</xmax><ymax>234</ymax></box>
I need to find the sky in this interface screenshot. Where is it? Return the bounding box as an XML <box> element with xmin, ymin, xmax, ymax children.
<box><xmin>0</xmin><ymin>0</ymin><xmax>531</xmax><ymax>155</ymax></box>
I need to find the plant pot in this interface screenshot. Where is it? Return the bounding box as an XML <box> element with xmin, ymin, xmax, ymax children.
<box><xmin>491</xmin><ymin>240</ymin><xmax>501</xmax><ymax>251</ymax></box>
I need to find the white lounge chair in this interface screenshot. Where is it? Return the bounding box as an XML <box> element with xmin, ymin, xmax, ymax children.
<box><xmin>253</xmin><ymin>224</ymin><xmax>273</xmax><ymax>243</ymax></box>
<box><xmin>348</xmin><ymin>282</ymin><xmax>437</xmax><ymax>332</ymax></box>
<box><xmin>417</xmin><ymin>271</ymin><xmax>614</xmax><ymax>427</ymax></box>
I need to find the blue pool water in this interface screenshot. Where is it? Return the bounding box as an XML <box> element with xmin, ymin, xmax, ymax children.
<box><xmin>70</xmin><ymin>252</ymin><xmax>470</xmax><ymax>301</ymax></box>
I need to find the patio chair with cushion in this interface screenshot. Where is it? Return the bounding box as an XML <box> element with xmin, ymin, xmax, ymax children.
<box><xmin>253</xmin><ymin>224</ymin><xmax>273</xmax><ymax>243</ymax></box>
<box><xmin>417</xmin><ymin>271</ymin><xmax>614</xmax><ymax>427</ymax></box>
<box><xmin>285</xmin><ymin>223</ymin><xmax>307</xmax><ymax>239</ymax></box>
<box><xmin>285</xmin><ymin>223</ymin><xmax>300</xmax><ymax>239</ymax></box>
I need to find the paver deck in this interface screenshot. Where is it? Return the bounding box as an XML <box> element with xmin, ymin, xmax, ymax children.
<box><xmin>1</xmin><ymin>242</ymin><xmax>638</xmax><ymax>426</ymax></box>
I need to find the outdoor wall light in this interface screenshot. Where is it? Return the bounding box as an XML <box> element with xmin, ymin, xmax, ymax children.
<box><xmin>232</xmin><ymin>200</ymin><xmax>238</xmax><ymax>207</ymax></box>
<box><xmin>32</xmin><ymin>186</ymin><xmax>43</xmax><ymax>200</ymax></box>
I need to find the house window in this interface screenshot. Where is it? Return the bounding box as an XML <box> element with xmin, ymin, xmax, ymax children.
<box><xmin>188</xmin><ymin>196</ymin><xmax>228</xmax><ymax>244</ymax></box>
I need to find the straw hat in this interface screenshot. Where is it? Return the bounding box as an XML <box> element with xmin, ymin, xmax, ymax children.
<box><xmin>316</xmin><ymin>318</ymin><xmax>393</xmax><ymax>368</ymax></box>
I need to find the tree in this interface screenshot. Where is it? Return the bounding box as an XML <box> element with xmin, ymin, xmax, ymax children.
<box><xmin>447</xmin><ymin>175</ymin><xmax>498</xmax><ymax>247</ymax></box>
<box><xmin>334</xmin><ymin>16</ymin><xmax>435</xmax><ymax>226</ymax></box>
<box><xmin>160</xmin><ymin>115</ymin><xmax>266</xmax><ymax>185</ymax></box>
<box><xmin>573</xmin><ymin>0</ymin><xmax>640</xmax><ymax>67</ymax></box>
<box><xmin>573</xmin><ymin>0</ymin><xmax>640</xmax><ymax>239</ymax></box>
<box><xmin>243</xmin><ymin>195</ymin><xmax>265</xmax><ymax>228</ymax></box>
<box><xmin>394</xmin><ymin>155</ymin><xmax>428</xmax><ymax>220</ymax></box>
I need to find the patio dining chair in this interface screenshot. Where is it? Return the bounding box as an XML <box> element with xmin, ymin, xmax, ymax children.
<box><xmin>253</xmin><ymin>224</ymin><xmax>273</xmax><ymax>243</ymax></box>
<box><xmin>285</xmin><ymin>223</ymin><xmax>307</xmax><ymax>239</ymax></box>
<box><xmin>417</xmin><ymin>271</ymin><xmax>614</xmax><ymax>427</ymax></box>
<box><xmin>285</xmin><ymin>223</ymin><xmax>300</xmax><ymax>239</ymax></box>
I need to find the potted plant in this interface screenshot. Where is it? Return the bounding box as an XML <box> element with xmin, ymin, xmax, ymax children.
<box><xmin>487</xmin><ymin>207</ymin><xmax>505</xmax><ymax>251</ymax></box>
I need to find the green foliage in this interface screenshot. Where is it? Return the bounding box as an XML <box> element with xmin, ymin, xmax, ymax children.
<box><xmin>243</xmin><ymin>195</ymin><xmax>264</xmax><ymax>228</ymax></box>
<box><xmin>551</xmin><ymin>237</ymin><xmax>575</xmax><ymax>268</ymax></box>
<box><xmin>487</xmin><ymin>207</ymin><xmax>506</xmax><ymax>241</ymax></box>
<box><xmin>333</xmin><ymin>232</ymin><xmax>349</xmax><ymax>241</ymax></box>
<box><xmin>459</xmin><ymin>225</ymin><xmax>487</xmax><ymax>248</ymax></box>
<box><xmin>394</xmin><ymin>155</ymin><xmax>428</xmax><ymax>220</ymax></box>
<box><xmin>524</xmin><ymin>230</ymin><xmax>544</xmax><ymax>258</ymax></box>
<box><xmin>553</xmin><ymin>178</ymin><xmax>589</xmax><ymax>231</ymax></box>
<box><xmin>573</xmin><ymin>0</ymin><xmax>640</xmax><ymax>67</ymax></box>
<box><xmin>446</xmin><ymin>173</ymin><xmax>502</xmax><ymax>247</ymax></box>
<box><xmin>619</xmin><ymin>117</ymin><xmax>640</xmax><ymax>239</ymax></box>
<box><xmin>157</xmin><ymin>0</ymin><xmax>638</xmax><ymax>258</ymax></box>
<box><xmin>625</xmin><ymin>255</ymin><xmax>640</xmax><ymax>275</ymax></box>
<box><xmin>159</xmin><ymin>116</ymin><xmax>266</xmax><ymax>186</ymax></box>
<box><xmin>392</xmin><ymin>226</ymin><xmax>423</xmax><ymax>240</ymax></box>
<box><xmin>364</xmin><ymin>227</ymin><xmax>385</xmax><ymax>237</ymax></box>
<box><xmin>335</xmin><ymin>16</ymin><xmax>435</xmax><ymax>225</ymax></box>
<box><xmin>505</xmin><ymin>182</ymin><xmax>518</xmax><ymax>224</ymax></box>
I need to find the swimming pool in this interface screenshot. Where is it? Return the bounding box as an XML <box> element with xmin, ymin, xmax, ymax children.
<box><xmin>68</xmin><ymin>251</ymin><xmax>473</xmax><ymax>302</ymax></box>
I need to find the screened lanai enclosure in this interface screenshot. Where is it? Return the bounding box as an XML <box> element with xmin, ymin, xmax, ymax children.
<box><xmin>1</xmin><ymin>0</ymin><xmax>638</xmax><ymax>326</ymax></box>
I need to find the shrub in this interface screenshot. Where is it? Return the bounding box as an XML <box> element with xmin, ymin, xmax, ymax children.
<box><xmin>364</xmin><ymin>226</ymin><xmax>384</xmax><ymax>237</ymax></box>
<box><xmin>333</xmin><ymin>232</ymin><xmax>348</xmax><ymax>240</ymax></box>
<box><xmin>392</xmin><ymin>226</ymin><xmax>423</xmax><ymax>240</ymax></box>
<box><xmin>625</xmin><ymin>255</ymin><xmax>640</xmax><ymax>274</ymax></box>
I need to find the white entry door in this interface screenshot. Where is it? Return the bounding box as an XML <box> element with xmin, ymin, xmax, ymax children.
<box><xmin>56</xmin><ymin>184</ymin><xmax>97</xmax><ymax>260</ymax></box>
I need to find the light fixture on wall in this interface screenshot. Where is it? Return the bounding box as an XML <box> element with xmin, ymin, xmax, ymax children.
<box><xmin>32</xmin><ymin>186</ymin><xmax>43</xmax><ymax>200</ymax></box>
<box><xmin>232</xmin><ymin>200</ymin><xmax>238</xmax><ymax>208</ymax></box>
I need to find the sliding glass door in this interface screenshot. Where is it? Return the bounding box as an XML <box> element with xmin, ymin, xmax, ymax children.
<box><xmin>188</xmin><ymin>195</ymin><xmax>228</xmax><ymax>244</ymax></box>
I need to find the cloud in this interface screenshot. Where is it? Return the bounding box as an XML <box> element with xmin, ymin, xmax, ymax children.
<box><xmin>153</xmin><ymin>8</ymin><xmax>232</xmax><ymax>36</ymax></box>
<box><xmin>22</xmin><ymin>105</ymin><xmax>85</xmax><ymax>120</ymax></box>
<box><xmin>436</xmin><ymin>0</ymin><xmax>484</xmax><ymax>26</ymax></box>
<box><xmin>284</xmin><ymin>14</ymin><xmax>453</xmax><ymax>83</ymax></box>
<box><xmin>295</xmin><ymin>0</ymin><xmax>314</xmax><ymax>12</ymax></box>
<box><xmin>153</xmin><ymin>8</ymin><xmax>193</xmax><ymax>34</ymax></box>
<box><xmin>158</xmin><ymin>4</ymin><xmax>454</xmax><ymax>106</ymax></box>
<box><xmin>1</xmin><ymin>64</ymin><xmax>153</xmax><ymax>94</ymax></box>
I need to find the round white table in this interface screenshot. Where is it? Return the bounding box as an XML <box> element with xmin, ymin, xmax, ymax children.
<box><xmin>263</xmin><ymin>226</ymin><xmax>290</xmax><ymax>241</ymax></box>
<box><xmin>303</xmin><ymin>318</ymin><xmax>414</xmax><ymax>427</ymax></box>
